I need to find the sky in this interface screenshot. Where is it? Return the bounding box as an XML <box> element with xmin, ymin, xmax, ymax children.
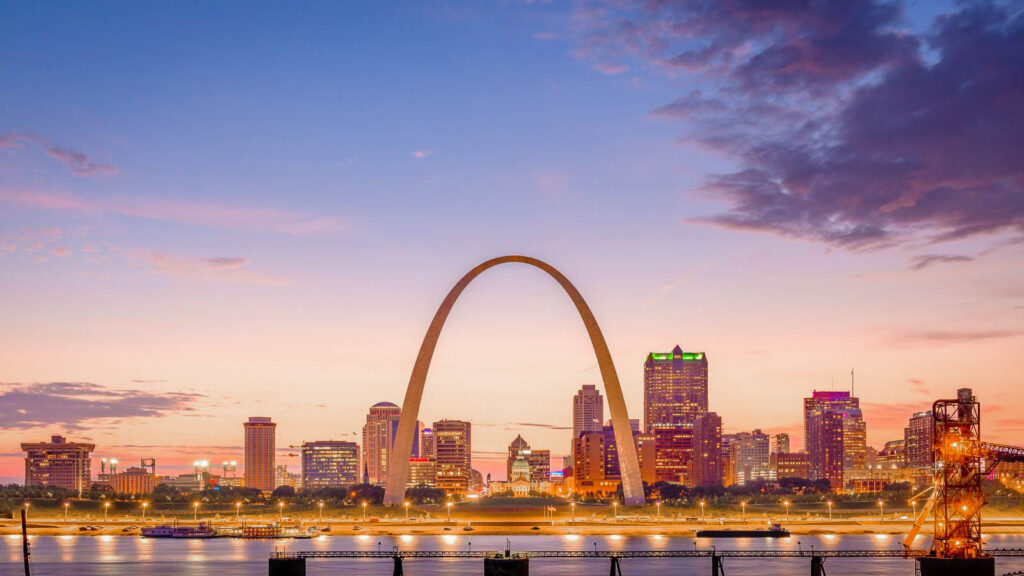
<box><xmin>1</xmin><ymin>0</ymin><xmax>1022</xmax><ymax>483</ymax></box>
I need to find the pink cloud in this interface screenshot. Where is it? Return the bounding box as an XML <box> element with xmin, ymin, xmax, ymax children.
<box><xmin>0</xmin><ymin>189</ymin><xmax>342</xmax><ymax>235</ymax></box>
<box><xmin>131</xmin><ymin>250</ymin><xmax>292</xmax><ymax>286</ymax></box>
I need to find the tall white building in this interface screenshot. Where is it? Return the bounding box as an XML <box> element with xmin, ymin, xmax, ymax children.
<box><xmin>732</xmin><ymin>429</ymin><xmax>771</xmax><ymax>485</ymax></box>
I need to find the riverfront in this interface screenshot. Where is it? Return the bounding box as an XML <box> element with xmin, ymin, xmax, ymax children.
<box><xmin>6</xmin><ymin>534</ymin><xmax>1024</xmax><ymax>576</ymax></box>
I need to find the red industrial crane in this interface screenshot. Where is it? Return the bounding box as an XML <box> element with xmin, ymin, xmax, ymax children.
<box><xmin>904</xmin><ymin>388</ymin><xmax>1024</xmax><ymax>564</ymax></box>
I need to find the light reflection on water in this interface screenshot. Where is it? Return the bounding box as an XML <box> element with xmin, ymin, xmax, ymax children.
<box><xmin>5</xmin><ymin>534</ymin><xmax>1024</xmax><ymax>576</ymax></box>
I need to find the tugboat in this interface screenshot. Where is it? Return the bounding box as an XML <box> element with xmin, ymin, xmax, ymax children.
<box><xmin>696</xmin><ymin>523</ymin><xmax>790</xmax><ymax>538</ymax></box>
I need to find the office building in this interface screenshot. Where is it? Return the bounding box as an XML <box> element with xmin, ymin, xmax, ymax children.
<box><xmin>21</xmin><ymin>435</ymin><xmax>94</xmax><ymax>493</ymax></box>
<box><xmin>772</xmin><ymin>452</ymin><xmax>810</xmax><ymax>479</ymax></box>
<box><xmin>301</xmin><ymin>440</ymin><xmax>359</xmax><ymax>488</ymax></box>
<box><xmin>274</xmin><ymin>464</ymin><xmax>301</xmax><ymax>490</ymax></box>
<box><xmin>905</xmin><ymin>411</ymin><xmax>933</xmax><ymax>468</ymax></box>
<box><xmin>643</xmin><ymin>345</ymin><xmax>708</xmax><ymax>431</ymax></box>
<box><xmin>652</xmin><ymin>426</ymin><xmax>694</xmax><ymax>484</ymax></box>
<box><xmin>772</xmin><ymin>433</ymin><xmax>791</xmax><ymax>454</ymax></box>
<box><xmin>244</xmin><ymin>417</ymin><xmax>276</xmax><ymax>492</ymax></box>
<box><xmin>112</xmin><ymin>467</ymin><xmax>156</xmax><ymax>495</ymax></box>
<box><xmin>434</xmin><ymin>419</ymin><xmax>471</xmax><ymax>495</ymax></box>
<box><xmin>692</xmin><ymin>412</ymin><xmax>723</xmax><ymax>486</ymax></box>
<box><xmin>408</xmin><ymin>458</ymin><xmax>437</xmax><ymax>487</ymax></box>
<box><xmin>420</xmin><ymin>427</ymin><xmax>436</xmax><ymax>460</ymax></box>
<box><xmin>362</xmin><ymin>402</ymin><xmax>402</xmax><ymax>486</ymax></box>
<box><xmin>731</xmin><ymin>429</ymin><xmax>770</xmax><ymax>484</ymax></box>
<box><xmin>804</xmin><ymin>391</ymin><xmax>867</xmax><ymax>489</ymax></box>
<box><xmin>877</xmin><ymin>440</ymin><xmax>906</xmax><ymax>469</ymax></box>
<box><xmin>573</xmin><ymin>385</ymin><xmax>604</xmax><ymax>450</ymax></box>
<box><xmin>506</xmin><ymin>435</ymin><xmax>551</xmax><ymax>483</ymax></box>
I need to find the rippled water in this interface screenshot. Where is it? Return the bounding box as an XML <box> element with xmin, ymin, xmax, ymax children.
<box><xmin>5</xmin><ymin>533</ymin><xmax>1024</xmax><ymax>575</ymax></box>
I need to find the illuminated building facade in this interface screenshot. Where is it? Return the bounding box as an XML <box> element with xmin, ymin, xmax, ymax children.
<box><xmin>433</xmin><ymin>419</ymin><xmax>471</xmax><ymax>495</ymax></box>
<box><xmin>21</xmin><ymin>435</ymin><xmax>94</xmax><ymax>493</ymax></box>
<box><xmin>772</xmin><ymin>452</ymin><xmax>810</xmax><ymax>480</ymax></box>
<box><xmin>652</xmin><ymin>426</ymin><xmax>693</xmax><ymax>484</ymax></box>
<box><xmin>362</xmin><ymin>402</ymin><xmax>401</xmax><ymax>486</ymax></box>
<box><xmin>407</xmin><ymin>458</ymin><xmax>436</xmax><ymax>487</ymax></box>
<box><xmin>904</xmin><ymin>411</ymin><xmax>933</xmax><ymax>468</ymax></box>
<box><xmin>877</xmin><ymin>439</ymin><xmax>906</xmax><ymax>469</ymax></box>
<box><xmin>301</xmin><ymin>440</ymin><xmax>359</xmax><ymax>488</ymax></box>
<box><xmin>692</xmin><ymin>412</ymin><xmax>723</xmax><ymax>486</ymax></box>
<box><xmin>807</xmin><ymin>410</ymin><xmax>845</xmax><ymax>490</ymax></box>
<box><xmin>643</xmin><ymin>345</ymin><xmax>708</xmax><ymax>431</ymax></box>
<box><xmin>804</xmin><ymin>391</ymin><xmax>867</xmax><ymax>490</ymax></box>
<box><xmin>772</xmin><ymin>433</ymin><xmax>791</xmax><ymax>455</ymax></box>
<box><xmin>731</xmin><ymin>429</ymin><xmax>770</xmax><ymax>485</ymax></box>
<box><xmin>244</xmin><ymin>417</ymin><xmax>276</xmax><ymax>492</ymax></box>
<box><xmin>112</xmin><ymin>467</ymin><xmax>156</xmax><ymax>495</ymax></box>
<box><xmin>573</xmin><ymin>385</ymin><xmax>604</xmax><ymax>449</ymax></box>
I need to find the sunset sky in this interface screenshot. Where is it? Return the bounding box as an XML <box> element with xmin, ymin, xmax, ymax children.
<box><xmin>1</xmin><ymin>1</ymin><xmax>1022</xmax><ymax>483</ymax></box>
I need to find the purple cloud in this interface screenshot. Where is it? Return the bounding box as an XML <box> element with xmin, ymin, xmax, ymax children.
<box><xmin>1</xmin><ymin>131</ymin><xmax>118</xmax><ymax>176</ymax></box>
<box><xmin>0</xmin><ymin>382</ymin><xmax>204</xmax><ymax>431</ymax></box>
<box><xmin>578</xmin><ymin>1</ymin><xmax>1024</xmax><ymax>249</ymax></box>
<box><xmin>908</xmin><ymin>254</ymin><xmax>973</xmax><ymax>270</ymax></box>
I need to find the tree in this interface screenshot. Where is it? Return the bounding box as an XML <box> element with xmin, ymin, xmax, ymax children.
<box><xmin>272</xmin><ymin>485</ymin><xmax>296</xmax><ymax>498</ymax></box>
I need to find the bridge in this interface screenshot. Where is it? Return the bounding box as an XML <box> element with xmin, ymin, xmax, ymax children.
<box><xmin>268</xmin><ymin>547</ymin><xmax>1024</xmax><ymax>576</ymax></box>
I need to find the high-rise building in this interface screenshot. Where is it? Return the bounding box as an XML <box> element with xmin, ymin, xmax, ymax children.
<box><xmin>692</xmin><ymin>412</ymin><xmax>723</xmax><ymax>486</ymax></box>
<box><xmin>772</xmin><ymin>433</ymin><xmax>791</xmax><ymax>454</ymax></box>
<box><xmin>643</xmin><ymin>345</ymin><xmax>708</xmax><ymax>431</ymax></box>
<box><xmin>243</xmin><ymin>417</ymin><xmax>276</xmax><ymax>492</ymax></box>
<box><xmin>21</xmin><ymin>435</ymin><xmax>94</xmax><ymax>494</ymax></box>
<box><xmin>804</xmin><ymin>391</ymin><xmax>867</xmax><ymax>489</ymax></box>
<box><xmin>731</xmin><ymin>429</ymin><xmax>770</xmax><ymax>484</ymax></box>
<box><xmin>573</xmin><ymin>385</ymin><xmax>604</xmax><ymax>446</ymax></box>
<box><xmin>420</xmin><ymin>427</ymin><xmax>436</xmax><ymax>459</ymax></box>
<box><xmin>652</xmin><ymin>426</ymin><xmax>694</xmax><ymax>484</ymax></box>
<box><xmin>904</xmin><ymin>411</ymin><xmax>933</xmax><ymax>468</ymax></box>
<box><xmin>301</xmin><ymin>440</ymin><xmax>359</xmax><ymax>488</ymax></box>
<box><xmin>807</xmin><ymin>409</ymin><xmax>845</xmax><ymax>490</ymax></box>
<box><xmin>434</xmin><ymin>419</ymin><xmax>471</xmax><ymax>495</ymax></box>
<box><xmin>362</xmin><ymin>402</ymin><xmax>402</xmax><ymax>486</ymax></box>
<box><xmin>721</xmin><ymin>433</ymin><xmax>739</xmax><ymax>486</ymax></box>
<box><xmin>274</xmin><ymin>464</ymin><xmax>301</xmax><ymax>490</ymax></box>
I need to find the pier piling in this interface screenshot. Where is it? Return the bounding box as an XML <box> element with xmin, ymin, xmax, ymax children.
<box><xmin>393</xmin><ymin>555</ymin><xmax>404</xmax><ymax>576</ymax></box>
<box><xmin>810</xmin><ymin>556</ymin><xmax>824</xmax><ymax>576</ymax></box>
<box><xmin>609</xmin><ymin>556</ymin><xmax>622</xmax><ymax>576</ymax></box>
<box><xmin>712</xmin><ymin>554</ymin><xmax>724</xmax><ymax>576</ymax></box>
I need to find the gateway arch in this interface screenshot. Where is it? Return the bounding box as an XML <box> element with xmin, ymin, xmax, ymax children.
<box><xmin>383</xmin><ymin>255</ymin><xmax>646</xmax><ymax>506</ymax></box>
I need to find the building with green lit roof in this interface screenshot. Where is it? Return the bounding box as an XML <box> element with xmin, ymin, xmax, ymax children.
<box><xmin>643</xmin><ymin>345</ymin><xmax>709</xmax><ymax>432</ymax></box>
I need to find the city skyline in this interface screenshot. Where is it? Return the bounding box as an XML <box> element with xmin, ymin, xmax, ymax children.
<box><xmin>2</xmin><ymin>0</ymin><xmax>1023</xmax><ymax>483</ymax></box>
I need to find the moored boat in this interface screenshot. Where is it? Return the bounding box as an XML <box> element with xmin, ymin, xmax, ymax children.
<box><xmin>697</xmin><ymin>523</ymin><xmax>791</xmax><ymax>538</ymax></box>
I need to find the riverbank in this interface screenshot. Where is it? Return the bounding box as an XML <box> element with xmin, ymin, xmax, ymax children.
<box><xmin>6</xmin><ymin>517</ymin><xmax>1024</xmax><ymax>537</ymax></box>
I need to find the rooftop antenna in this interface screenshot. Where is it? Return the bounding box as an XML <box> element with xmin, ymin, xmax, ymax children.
<box><xmin>851</xmin><ymin>368</ymin><xmax>855</xmax><ymax>397</ymax></box>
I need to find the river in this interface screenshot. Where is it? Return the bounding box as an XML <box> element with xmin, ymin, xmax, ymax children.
<box><xmin>5</xmin><ymin>533</ymin><xmax>1024</xmax><ymax>575</ymax></box>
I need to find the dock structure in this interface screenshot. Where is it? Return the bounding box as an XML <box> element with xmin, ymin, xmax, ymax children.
<box><xmin>269</xmin><ymin>548</ymin><xmax>1024</xmax><ymax>576</ymax></box>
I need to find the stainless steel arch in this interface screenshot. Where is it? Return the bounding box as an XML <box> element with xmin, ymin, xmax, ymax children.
<box><xmin>382</xmin><ymin>255</ymin><xmax>646</xmax><ymax>506</ymax></box>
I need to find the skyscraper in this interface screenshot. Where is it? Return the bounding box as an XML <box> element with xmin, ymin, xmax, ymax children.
<box><xmin>905</xmin><ymin>411</ymin><xmax>933</xmax><ymax>468</ymax></box>
<box><xmin>804</xmin><ymin>390</ymin><xmax>867</xmax><ymax>489</ymax></box>
<box><xmin>362</xmin><ymin>402</ymin><xmax>401</xmax><ymax>486</ymax></box>
<box><xmin>573</xmin><ymin>385</ymin><xmax>604</xmax><ymax>444</ymax></box>
<box><xmin>420</xmin><ymin>427</ymin><xmax>436</xmax><ymax>460</ymax></box>
<box><xmin>21</xmin><ymin>435</ymin><xmax>94</xmax><ymax>494</ymax></box>
<box><xmin>692</xmin><ymin>412</ymin><xmax>723</xmax><ymax>486</ymax></box>
<box><xmin>243</xmin><ymin>417</ymin><xmax>276</xmax><ymax>492</ymax></box>
<box><xmin>433</xmin><ymin>419</ymin><xmax>471</xmax><ymax>495</ymax></box>
<box><xmin>643</xmin><ymin>345</ymin><xmax>708</xmax><ymax>431</ymax></box>
<box><xmin>301</xmin><ymin>440</ymin><xmax>360</xmax><ymax>488</ymax></box>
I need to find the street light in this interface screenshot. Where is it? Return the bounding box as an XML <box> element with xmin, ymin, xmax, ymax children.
<box><xmin>278</xmin><ymin>501</ymin><xmax>284</xmax><ymax>522</ymax></box>
<box><xmin>104</xmin><ymin>501</ymin><xmax>111</xmax><ymax>522</ymax></box>
<box><xmin>236</xmin><ymin>501</ymin><xmax>242</xmax><ymax>521</ymax></box>
<box><xmin>24</xmin><ymin>501</ymin><xmax>29</xmax><ymax>521</ymax></box>
<box><xmin>827</xmin><ymin>500</ymin><xmax>833</xmax><ymax>521</ymax></box>
<box><xmin>783</xmin><ymin>500</ymin><xmax>790</xmax><ymax>521</ymax></box>
<box><xmin>700</xmin><ymin>500</ymin><xmax>705</xmax><ymax>524</ymax></box>
<box><xmin>404</xmin><ymin>501</ymin><xmax>410</xmax><ymax>521</ymax></box>
<box><xmin>878</xmin><ymin>500</ymin><xmax>884</xmax><ymax>522</ymax></box>
<box><xmin>446</xmin><ymin>502</ymin><xmax>453</xmax><ymax>524</ymax></box>
<box><xmin>64</xmin><ymin>501</ymin><xmax>70</xmax><ymax>523</ymax></box>
<box><xmin>362</xmin><ymin>501</ymin><xmax>368</xmax><ymax>522</ymax></box>
<box><xmin>193</xmin><ymin>501</ymin><xmax>200</xmax><ymax>521</ymax></box>
<box><xmin>142</xmin><ymin>501</ymin><xmax>149</xmax><ymax>521</ymax></box>
<box><xmin>570</xmin><ymin>502</ymin><xmax>576</xmax><ymax>527</ymax></box>
<box><xmin>320</xmin><ymin>501</ymin><xmax>325</xmax><ymax>524</ymax></box>
<box><xmin>911</xmin><ymin>500</ymin><xmax>917</xmax><ymax>519</ymax></box>
<box><xmin>612</xmin><ymin>501</ymin><xmax>618</xmax><ymax>522</ymax></box>
<box><xmin>741</xmin><ymin>500</ymin><xmax>747</xmax><ymax>522</ymax></box>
